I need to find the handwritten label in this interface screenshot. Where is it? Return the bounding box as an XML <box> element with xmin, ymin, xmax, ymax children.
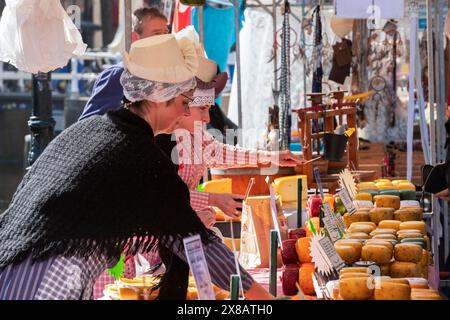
<box><xmin>318</xmin><ymin>236</ymin><xmax>346</xmax><ymax>272</ymax></box>
<box><xmin>183</xmin><ymin>235</ymin><xmax>216</xmax><ymax>300</ymax></box>
<box><xmin>353</xmin><ymin>200</ymin><xmax>374</xmax><ymax>209</ymax></box>
<box><xmin>338</xmin><ymin>188</ymin><xmax>357</xmax><ymax>215</ymax></box>
<box><xmin>322</xmin><ymin>203</ymin><xmax>343</xmax><ymax>242</ymax></box>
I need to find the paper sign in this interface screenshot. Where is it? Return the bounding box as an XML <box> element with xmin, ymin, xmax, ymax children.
<box><xmin>267</xmin><ymin>178</ymin><xmax>284</xmax><ymax>250</ymax></box>
<box><xmin>313</xmin><ymin>167</ymin><xmax>324</xmax><ymax>199</ymax></box>
<box><xmin>310</xmin><ymin>235</ymin><xmax>346</xmax><ymax>277</ymax></box>
<box><xmin>333</xmin><ymin>212</ymin><xmax>347</xmax><ymax>232</ymax></box>
<box><xmin>322</xmin><ymin>203</ymin><xmax>343</xmax><ymax>242</ymax></box>
<box><xmin>338</xmin><ymin>188</ymin><xmax>357</xmax><ymax>215</ymax></box>
<box><xmin>318</xmin><ymin>236</ymin><xmax>346</xmax><ymax>272</ymax></box>
<box><xmin>354</xmin><ymin>200</ymin><xmax>374</xmax><ymax>209</ymax></box>
<box><xmin>183</xmin><ymin>235</ymin><xmax>216</xmax><ymax>300</ymax></box>
<box><xmin>239</xmin><ymin>204</ymin><xmax>262</xmax><ymax>269</ymax></box>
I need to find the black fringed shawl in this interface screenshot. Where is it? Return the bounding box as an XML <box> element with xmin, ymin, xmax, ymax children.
<box><xmin>0</xmin><ymin>108</ymin><xmax>214</xmax><ymax>295</ymax></box>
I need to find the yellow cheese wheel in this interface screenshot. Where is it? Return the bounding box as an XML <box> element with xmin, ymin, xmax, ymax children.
<box><xmin>394</xmin><ymin>243</ymin><xmax>423</xmax><ymax>263</ymax></box>
<box><xmin>348</xmin><ymin>224</ymin><xmax>376</xmax><ymax>234</ymax></box>
<box><xmin>405</xmin><ymin>278</ymin><xmax>429</xmax><ymax>289</ymax></box>
<box><xmin>372</xmin><ymin>234</ymin><xmax>397</xmax><ymax>240</ymax></box>
<box><xmin>369</xmin><ymin>208</ymin><xmax>395</xmax><ymax>225</ymax></box>
<box><xmin>339</xmin><ymin>272</ymin><xmax>371</xmax><ymax>280</ymax></box>
<box><xmin>364</xmin><ymin>239</ymin><xmax>394</xmax><ymax>251</ymax></box>
<box><xmin>299</xmin><ymin>264</ymin><xmax>315</xmax><ymax>295</ymax></box>
<box><xmin>273</xmin><ymin>175</ymin><xmax>308</xmax><ymax>202</ymax></box>
<box><xmin>394</xmin><ymin>209</ymin><xmax>423</xmax><ymax>222</ymax></box>
<box><xmin>355</xmin><ymin>193</ymin><xmax>373</xmax><ymax>201</ymax></box>
<box><xmin>390</xmin><ymin>261</ymin><xmax>421</xmax><ymax>278</ymax></box>
<box><xmin>370</xmin><ymin>228</ymin><xmax>397</xmax><ymax>236</ymax></box>
<box><xmin>374</xmin><ymin>281</ymin><xmax>411</xmax><ymax>300</ymax></box>
<box><xmin>397</xmin><ymin>182</ymin><xmax>416</xmax><ymax>190</ymax></box>
<box><xmin>339</xmin><ymin>277</ymin><xmax>374</xmax><ymax>300</ymax></box>
<box><xmin>361</xmin><ymin>245</ymin><xmax>393</xmax><ymax>264</ymax></box>
<box><xmin>343</xmin><ymin>212</ymin><xmax>370</xmax><ymax>228</ymax></box>
<box><xmin>350</xmin><ymin>222</ymin><xmax>377</xmax><ymax>228</ymax></box>
<box><xmin>378</xmin><ymin>220</ymin><xmax>402</xmax><ymax>231</ymax></box>
<box><xmin>399</xmin><ymin>221</ymin><xmax>426</xmax><ymax>236</ymax></box>
<box><xmin>346</xmin><ymin>232</ymin><xmax>370</xmax><ymax>240</ymax></box>
<box><xmin>397</xmin><ymin>233</ymin><xmax>424</xmax><ymax>241</ymax></box>
<box><xmin>335</xmin><ymin>245</ymin><xmax>361</xmax><ymax>265</ymax></box>
<box><xmin>296</xmin><ymin>237</ymin><xmax>312</xmax><ymax>263</ymax></box>
<box><xmin>340</xmin><ymin>267</ymin><xmax>370</xmax><ymax>275</ymax></box>
<box><xmin>335</xmin><ymin>240</ymin><xmax>363</xmax><ymax>257</ymax></box>
<box><xmin>202</xmin><ymin>178</ymin><xmax>232</xmax><ymax>194</ymax></box>
<box><xmin>379</xmin><ymin>264</ymin><xmax>390</xmax><ymax>276</ymax></box>
<box><xmin>373</xmin><ymin>195</ymin><xmax>400</xmax><ymax>210</ymax></box>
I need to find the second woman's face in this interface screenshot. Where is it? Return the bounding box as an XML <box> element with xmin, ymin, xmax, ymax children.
<box><xmin>157</xmin><ymin>91</ymin><xmax>193</xmax><ymax>134</ymax></box>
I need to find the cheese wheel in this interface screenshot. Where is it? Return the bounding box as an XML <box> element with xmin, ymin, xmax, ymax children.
<box><xmin>399</xmin><ymin>190</ymin><xmax>416</xmax><ymax>200</ymax></box>
<box><xmin>372</xmin><ymin>234</ymin><xmax>397</xmax><ymax>240</ymax></box>
<box><xmin>375</xmin><ymin>181</ymin><xmax>394</xmax><ymax>189</ymax></box>
<box><xmin>339</xmin><ymin>277</ymin><xmax>374</xmax><ymax>300</ymax></box>
<box><xmin>339</xmin><ymin>272</ymin><xmax>371</xmax><ymax>280</ymax></box>
<box><xmin>273</xmin><ymin>175</ymin><xmax>308</xmax><ymax>202</ymax></box>
<box><xmin>397</xmin><ymin>233</ymin><xmax>424</xmax><ymax>241</ymax></box>
<box><xmin>394</xmin><ymin>209</ymin><xmax>423</xmax><ymax>222</ymax></box>
<box><xmin>394</xmin><ymin>243</ymin><xmax>423</xmax><ymax>263</ymax></box>
<box><xmin>379</xmin><ymin>189</ymin><xmax>400</xmax><ymax>197</ymax></box>
<box><xmin>335</xmin><ymin>245</ymin><xmax>361</xmax><ymax>265</ymax></box>
<box><xmin>356</xmin><ymin>193</ymin><xmax>373</xmax><ymax>201</ymax></box>
<box><xmin>390</xmin><ymin>261</ymin><xmax>421</xmax><ymax>278</ymax></box>
<box><xmin>374</xmin><ymin>281</ymin><xmax>411</xmax><ymax>300</ymax></box>
<box><xmin>296</xmin><ymin>237</ymin><xmax>312</xmax><ymax>263</ymax></box>
<box><xmin>299</xmin><ymin>264</ymin><xmax>315</xmax><ymax>295</ymax></box>
<box><xmin>357</xmin><ymin>182</ymin><xmax>377</xmax><ymax>190</ymax></box>
<box><xmin>350</xmin><ymin>222</ymin><xmax>377</xmax><ymax>228</ymax></box>
<box><xmin>369</xmin><ymin>208</ymin><xmax>395</xmax><ymax>225</ymax></box>
<box><xmin>373</xmin><ymin>195</ymin><xmax>400</xmax><ymax>210</ymax></box>
<box><xmin>405</xmin><ymin>278</ymin><xmax>429</xmax><ymax>289</ymax></box>
<box><xmin>370</xmin><ymin>228</ymin><xmax>397</xmax><ymax>236</ymax></box>
<box><xmin>364</xmin><ymin>239</ymin><xmax>394</xmax><ymax>251</ymax></box>
<box><xmin>340</xmin><ymin>267</ymin><xmax>370</xmax><ymax>275</ymax></box>
<box><xmin>361</xmin><ymin>245</ymin><xmax>393</xmax><ymax>264</ymax></box>
<box><xmin>348</xmin><ymin>224</ymin><xmax>376</xmax><ymax>234</ymax></box>
<box><xmin>378</xmin><ymin>220</ymin><xmax>402</xmax><ymax>231</ymax></box>
<box><xmin>335</xmin><ymin>240</ymin><xmax>363</xmax><ymax>256</ymax></box>
<box><xmin>202</xmin><ymin>178</ymin><xmax>232</xmax><ymax>194</ymax></box>
<box><xmin>281</xmin><ymin>239</ymin><xmax>300</xmax><ymax>265</ymax></box>
<box><xmin>346</xmin><ymin>232</ymin><xmax>370</xmax><ymax>240</ymax></box>
<box><xmin>397</xmin><ymin>182</ymin><xmax>416</xmax><ymax>190</ymax></box>
<box><xmin>397</xmin><ymin>229</ymin><xmax>423</xmax><ymax>235</ymax></box>
<box><xmin>343</xmin><ymin>212</ymin><xmax>370</xmax><ymax>228</ymax></box>
<box><xmin>399</xmin><ymin>221</ymin><xmax>426</xmax><ymax>236</ymax></box>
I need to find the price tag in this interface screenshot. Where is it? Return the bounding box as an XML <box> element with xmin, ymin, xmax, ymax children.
<box><xmin>322</xmin><ymin>203</ymin><xmax>343</xmax><ymax>242</ymax></box>
<box><xmin>338</xmin><ymin>188</ymin><xmax>357</xmax><ymax>215</ymax></box>
<box><xmin>318</xmin><ymin>236</ymin><xmax>346</xmax><ymax>272</ymax></box>
<box><xmin>333</xmin><ymin>212</ymin><xmax>346</xmax><ymax>232</ymax></box>
<box><xmin>313</xmin><ymin>167</ymin><xmax>324</xmax><ymax>199</ymax></box>
<box><xmin>183</xmin><ymin>235</ymin><xmax>216</xmax><ymax>300</ymax></box>
<box><xmin>354</xmin><ymin>200</ymin><xmax>374</xmax><ymax>209</ymax></box>
<box><xmin>400</xmin><ymin>200</ymin><xmax>420</xmax><ymax>209</ymax></box>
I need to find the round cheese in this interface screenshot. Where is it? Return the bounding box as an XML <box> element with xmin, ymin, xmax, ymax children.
<box><xmin>370</xmin><ymin>228</ymin><xmax>397</xmax><ymax>236</ymax></box>
<box><xmin>364</xmin><ymin>239</ymin><xmax>394</xmax><ymax>251</ymax></box>
<box><xmin>346</xmin><ymin>232</ymin><xmax>370</xmax><ymax>240</ymax></box>
<box><xmin>369</xmin><ymin>208</ymin><xmax>395</xmax><ymax>225</ymax></box>
<box><xmin>335</xmin><ymin>240</ymin><xmax>363</xmax><ymax>257</ymax></box>
<box><xmin>299</xmin><ymin>264</ymin><xmax>315</xmax><ymax>295</ymax></box>
<box><xmin>362</xmin><ymin>245</ymin><xmax>393</xmax><ymax>264</ymax></box>
<box><xmin>394</xmin><ymin>243</ymin><xmax>423</xmax><ymax>263</ymax></box>
<box><xmin>335</xmin><ymin>245</ymin><xmax>361</xmax><ymax>265</ymax></box>
<box><xmin>343</xmin><ymin>212</ymin><xmax>370</xmax><ymax>228</ymax></box>
<box><xmin>390</xmin><ymin>261</ymin><xmax>421</xmax><ymax>278</ymax></box>
<box><xmin>348</xmin><ymin>224</ymin><xmax>376</xmax><ymax>234</ymax></box>
<box><xmin>378</xmin><ymin>220</ymin><xmax>402</xmax><ymax>231</ymax></box>
<box><xmin>339</xmin><ymin>277</ymin><xmax>374</xmax><ymax>300</ymax></box>
<box><xmin>340</xmin><ymin>267</ymin><xmax>370</xmax><ymax>275</ymax></box>
<box><xmin>399</xmin><ymin>221</ymin><xmax>426</xmax><ymax>236</ymax></box>
<box><xmin>394</xmin><ymin>209</ymin><xmax>423</xmax><ymax>222</ymax></box>
<box><xmin>373</xmin><ymin>195</ymin><xmax>400</xmax><ymax>210</ymax></box>
<box><xmin>372</xmin><ymin>234</ymin><xmax>397</xmax><ymax>240</ymax></box>
<box><xmin>350</xmin><ymin>221</ymin><xmax>377</xmax><ymax>228</ymax></box>
<box><xmin>374</xmin><ymin>281</ymin><xmax>411</xmax><ymax>300</ymax></box>
<box><xmin>356</xmin><ymin>193</ymin><xmax>373</xmax><ymax>201</ymax></box>
<box><xmin>405</xmin><ymin>278</ymin><xmax>429</xmax><ymax>289</ymax></box>
<box><xmin>397</xmin><ymin>233</ymin><xmax>424</xmax><ymax>241</ymax></box>
<box><xmin>296</xmin><ymin>237</ymin><xmax>312</xmax><ymax>263</ymax></box>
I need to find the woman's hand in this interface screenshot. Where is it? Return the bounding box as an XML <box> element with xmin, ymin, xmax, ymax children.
<box><xmin>258</xmin><ymin>150</ymin><xmax>304</xmax><ymax>167</ymax></box>
<box><xmin>209</xmin><ymin>193</ymin><xmax>244</xmax><ymax>218</ymax></box>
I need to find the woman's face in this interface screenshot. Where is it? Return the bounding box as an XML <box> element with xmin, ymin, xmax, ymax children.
<box><xmin>177</xmin><ymin>105</ymin><xmax>211</xmax><ymax>134</ymax></box>
<box><xmin>156</xmin><ymin>91</ymin><xmax>193</xmax><ymax>134</ymax></box>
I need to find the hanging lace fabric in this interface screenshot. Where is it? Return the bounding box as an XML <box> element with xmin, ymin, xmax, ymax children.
<box><xmin>0</xmin><ymin>0</ymin><xmax>86</xmax><ymax>73</ymax></box>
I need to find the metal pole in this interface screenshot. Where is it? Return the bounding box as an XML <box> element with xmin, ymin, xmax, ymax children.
<box><xmin>426</xmin><ymin>0</ymin><xmax>436</xmax><ymax>165</ymax></box>
<box><xmin>125</xmin><ymin>0</ymin><xmax>132</xmax><ymax>52</ymax></box>
<box><xmin>269</xmin><ymin>230</ymin><xmax>278</xmax><ymax>297</ymax></box>
<box><xmin>437</xmin><ymin>0</ymin><xmax>447</xmax><ymax>163</ymax></box>
<box><xmin>234</xmin><ymin>0</ymin><xmax>243</xmax><ymax>129</ymax></box>
<box><xmin>27</xmin><ymin>72</ymin><xmax>55</xmax><ymax>168</ymax></box>
<box><xmin>230</xmin><ymin>275</ymin><xmax>240</xmax><ymax>300</ymax></box>
<box><xmin>273</xmin><ymin>0</ymin><xmax>278</xmax><ymax>94</ymax></box>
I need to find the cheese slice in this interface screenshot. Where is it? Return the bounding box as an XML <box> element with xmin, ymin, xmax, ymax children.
<box><xmin>273</xmin><ymin>175</ymin><xmax>308</xmax><ymax>203</ymax></box>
